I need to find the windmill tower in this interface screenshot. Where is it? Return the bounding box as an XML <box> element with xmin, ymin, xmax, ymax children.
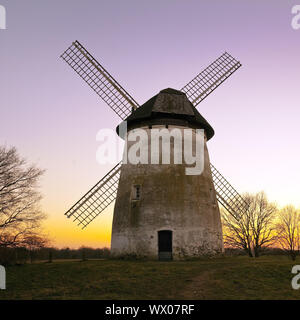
<box><xmin>111</xmin><ymin>88</ymin><xmax>223</xmax><ymax>259</ymax></box>
<box><xmin>61</xmin><ymin>41</ymin><xmax>248</xmax><ymax>260</ymax></box>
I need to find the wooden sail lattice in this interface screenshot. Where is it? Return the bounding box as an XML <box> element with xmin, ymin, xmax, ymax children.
<box><xmin>181</xmin><ymin>52</ymin><xmax>241</xmax><ymax>107</ymax></box>
<box><xmin>61</xmin><ymin>40</ymin><xmax>138</xmax><ymax>120</ymax></box>
<box><xmin>210</xmin><ymin>164</ymin><xmax>248</xmax><ymax>220</ymax></box>
<box><xmin>65</xmin><ymin>162</ymin><xmax>122</xmax><ymax>228</ymax></box>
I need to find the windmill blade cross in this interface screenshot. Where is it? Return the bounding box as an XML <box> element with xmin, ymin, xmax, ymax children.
<box><xmin>60</xmin><ymin>40</ymin><xmax>139</xmax><ymax>120</ymax></box>
<box><xmin>181</xmin><ymin>52</ymin><xmax>241</xmax><ymax>107</ymax></box>
<box><xmin>62</xmin><ymin>44</ymin><xmax>246</xmax><ymax>227</ymax></box>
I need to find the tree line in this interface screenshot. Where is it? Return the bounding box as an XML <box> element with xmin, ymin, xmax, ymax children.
<box><xmin>0</xmin><ymin>246</ymin><xmax>110</xmax><ymax>265</ymax></box>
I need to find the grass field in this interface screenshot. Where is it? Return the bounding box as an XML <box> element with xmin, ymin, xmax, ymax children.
<box><xmin>1</xmin><ymin>255</ymin><xmax>300</xmax><ymax>300</ymax></box>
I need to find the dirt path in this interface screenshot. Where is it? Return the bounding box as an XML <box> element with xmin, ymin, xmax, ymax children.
<box><xmin>181</xmin><ymin>271</ymin><xmax>213</xmax><ymax>299</ymax></box>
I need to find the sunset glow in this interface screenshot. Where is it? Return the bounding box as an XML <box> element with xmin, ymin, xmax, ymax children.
<box><xmin>1</xmin><ymin>0</ymin><xmax>299</xmax><ymax>248</ymax></box>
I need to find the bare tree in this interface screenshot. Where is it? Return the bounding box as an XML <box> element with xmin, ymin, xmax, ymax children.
<box><xmin>0</xmin><ymin>146</ymin><xmax>46</xmax><ymax>248</ymax></box>
<box><xmin>249</xmin><ymin>192</ymin><xmax>278</xmax><ymax>257</ymax></box>
<box><xmin>222</xmin><ymin>192</ymin><xmax>277</xmax><ymax>257</ymax></box>
<box><xmin>222</xmin><ymin>202</ymin><xmax>253</xmax><ymax>256</ymax></box>
<box><xmin>276</xmin><ymin>206</ymin><xmax>300</xmax><ymax>261</ymax></box>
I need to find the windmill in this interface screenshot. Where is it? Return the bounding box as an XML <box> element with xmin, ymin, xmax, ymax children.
<box><xmin>60</xmin><ymin>41</ymin><xmax>248</xmax><ymax>260</ymax></box>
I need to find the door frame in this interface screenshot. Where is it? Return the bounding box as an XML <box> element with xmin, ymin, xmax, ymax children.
<box><xmin>158</xmin><ymin>230</ymin><xmax>173</xmax><ymax>261</ymax></box>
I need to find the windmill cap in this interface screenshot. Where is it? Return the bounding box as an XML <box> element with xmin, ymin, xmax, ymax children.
<box><xmin>116</xmin><ymin>88</ymin><xmax>215</xmax><ymax>140</ymax></box>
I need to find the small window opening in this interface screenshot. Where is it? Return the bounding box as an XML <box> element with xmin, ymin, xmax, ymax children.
<box><xmin>133</xmin><ymin>185</ymin><xmax>141</xmax><ymax>200</ymax></box>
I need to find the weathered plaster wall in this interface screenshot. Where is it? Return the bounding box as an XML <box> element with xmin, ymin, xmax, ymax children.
<box><xmin>111</xmin><ymin>125</ymin><xmax>223</xmax><ymax>259</ymax></box>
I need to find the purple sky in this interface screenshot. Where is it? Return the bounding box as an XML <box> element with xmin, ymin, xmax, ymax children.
<box><xmin>0</xmin><ymin>0</ymin><xmax>299</xmax><ymax>247</ymax></box>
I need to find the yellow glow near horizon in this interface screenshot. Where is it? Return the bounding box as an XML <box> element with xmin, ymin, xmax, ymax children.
<box><xmin>43</xmin><ymin>205</ymin><xmax>113</xmax><ymax>249</ymax></box>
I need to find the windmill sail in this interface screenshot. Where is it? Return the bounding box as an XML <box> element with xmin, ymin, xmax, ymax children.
<box><xmin>210</xmin><ymin>164</ymin><xmax>248</xmax><ymax>220</ymax></box>
<box><xmin>181</xmin><ymin>52</ymin><xmax>241</xmax><ymax>107</ymax></box>
<box><xmin>60</xmin><ymin>40</ymin><xmax>139</xmax><ymax>119</ymax></box>
<box><xmin>65</xmin><ymin>162</ymin><xmax>122</xmax><ymax>229</ymax></box>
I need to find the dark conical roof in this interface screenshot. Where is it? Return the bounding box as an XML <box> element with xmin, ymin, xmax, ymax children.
<box><xmin>117</xmin><ymin>88</ymin><xmax>215</xmax><ymax>140</ymax></box>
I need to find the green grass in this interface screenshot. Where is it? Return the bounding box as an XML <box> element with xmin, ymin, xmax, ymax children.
<box><xmin>1</xmin><ymin>255</ymin><xmax>300</xmax><ymax>300</ymax></box>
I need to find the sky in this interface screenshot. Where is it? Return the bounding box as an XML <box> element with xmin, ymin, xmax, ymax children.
<box><xmin>0</xmin><ymin>0</ymin><xmax>299</xmax><ymax>248</ymax></box>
